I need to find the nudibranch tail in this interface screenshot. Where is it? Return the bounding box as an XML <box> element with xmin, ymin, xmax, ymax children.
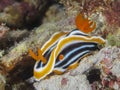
<box><xmin>75</xmin><ymin>14</ymin><xmax>96</xmax><ymax>33</ymax></box>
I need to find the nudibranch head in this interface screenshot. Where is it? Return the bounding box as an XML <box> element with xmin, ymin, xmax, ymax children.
<box><xmin>75</xmin><ymin>14</ymin><xmax>96</xmax><ymax>33</ymax></box>
<box><xmin>29</xmin><ymin>32</ymin><xmax>68</xmax><ymax>81</ymax></box>
<box><xmin>29</xmin><ymin>48</ymin><xmax>50</xmax><ymax>81</ymax></box>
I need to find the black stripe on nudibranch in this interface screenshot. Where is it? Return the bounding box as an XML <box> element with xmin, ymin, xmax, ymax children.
<box><xmin>55</xmin><ymin>42</ymin><xmax>99</xmax><ymax>68</ymax></box>
<box><xmin>44</xmin><ymin>45</ymin><xmax>55</xmax><ymax>59</ymax></box>
<box><xmin>36</xmin><ymin>61</ymin><xmax>43</xmax><ymax>69</ymax></box>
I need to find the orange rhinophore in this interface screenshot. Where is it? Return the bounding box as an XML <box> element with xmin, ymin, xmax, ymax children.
<box><xmin>75</xmin><ymin>14</ymin><xmax>96</xmax><ymax>33</ymax></box>
<box><xmin>29</xmin><ymin>48</ymin><xmax>47</xmax><ymax>64</ymax></box>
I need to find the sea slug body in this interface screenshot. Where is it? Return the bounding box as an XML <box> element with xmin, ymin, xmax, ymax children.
<box><xmin>29</xmin><ymin>14</ymin><xmax>105</xmax><ymax>81</ymax></box>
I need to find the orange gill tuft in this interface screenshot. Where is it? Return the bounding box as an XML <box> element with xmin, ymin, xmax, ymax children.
<box><xmin>75</xmin><ymin>14</ymin><xmax>96</xmax><ymax>33</ymax></box>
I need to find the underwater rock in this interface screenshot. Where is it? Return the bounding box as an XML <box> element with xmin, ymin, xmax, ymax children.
<box><xmin>0</xmin><ymin>24</ymin><xmax>30</xmax><ymax>50</ymax></box>
<box><xmin>0</xmin><ymin>24</ymin><xmax>9</xmax><ymax>40</ymax></box>
<box><xmin>107</xmin><ymin>28</ymin><xmax>120</xmax><ymax>47</ymax></box>
<box><xmin>90</xmin><ymin>46</ymin><xmax>120</xmax><ymax>89</ymax></box>
<box><xmin>0</xmin><ymin>0</ymin><xmax>14</xmax><ymax>11</ymax></box>
<box><xmin>43</xmin><ymin>4</ymin><xmax>67</xmax><ymax>23</ymax></box>
<box><xmin>0</xmin><ymin>0</ymin><xmax>51</xmax><ymax>29</ymax></box>
<box><xmin>103</xmin><ymin>0</ymin><xmax>120</xmax><ymax>27</ymax></box>
<box><xmin>33</xmin><ymin>75</ymin><xmax>91</xmax><ymax>90</ymax></box>
<box><xmin>0</xmin><ymin>73</ymin><xmax>6</xmax><ymax>90</ymax></box>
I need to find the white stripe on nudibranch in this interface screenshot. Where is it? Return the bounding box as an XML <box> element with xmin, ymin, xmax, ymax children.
<box><xmin>67</xmin><ymin>29</ymin><xmax>88</xmax><ymax>36</ymax></box>
<box><xmin>54</xmin><ymin>68</ymin><xmax>66</xmax><ymax>72</ymax></box>
<box><xmin>61</xmin><ymin>50</ymin><xmax>90</xmax><ymax>68</ymax></box>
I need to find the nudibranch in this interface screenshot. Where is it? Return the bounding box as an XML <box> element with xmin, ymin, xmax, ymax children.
<box><xmin>29</xmin><ymin>14</ymin><xmax>105</xmax><ymax>81</ymax></box>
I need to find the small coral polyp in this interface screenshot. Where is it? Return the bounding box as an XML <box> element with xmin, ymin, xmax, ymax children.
<box><xmin>29</xmin><ymin>14</ymin><xmax>105</xmax><ymax>81</ymax></box>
